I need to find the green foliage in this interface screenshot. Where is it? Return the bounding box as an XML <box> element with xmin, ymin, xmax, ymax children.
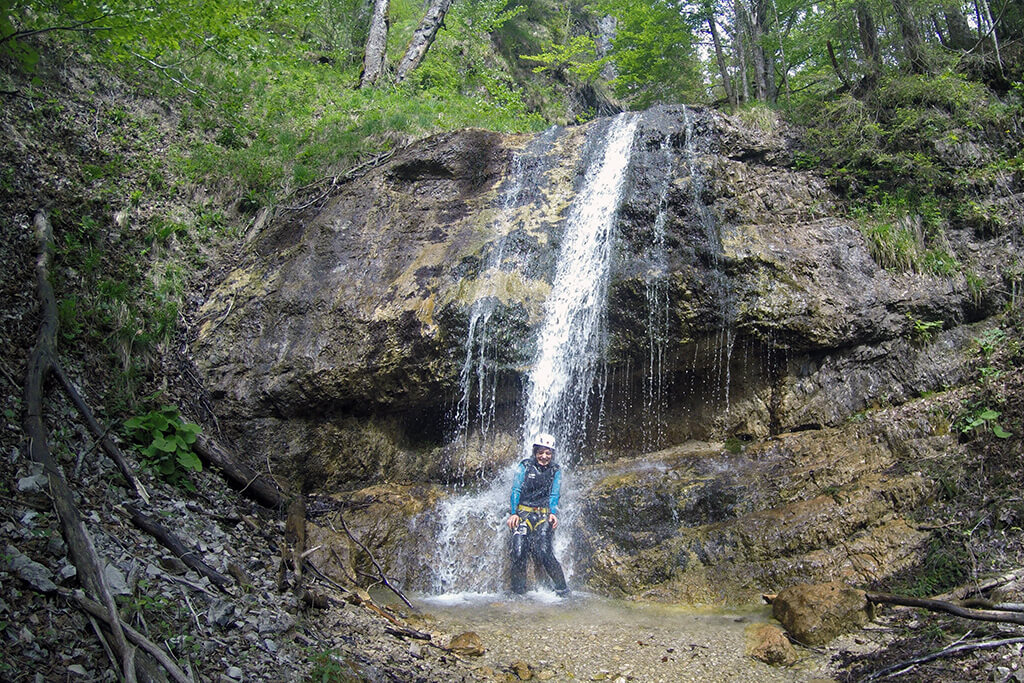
<box><xmin>974</xmin><ymin>328</ymin><xmax>1007</xmax><ymax>358</ymax></box>
<box><xmin>522</xmin><ymin>0</ymin><xmax>702</xmax><ymax>109</ymax></box>
<box><xmin>307</xmin><ymin>649</ymin><xmax>361</xmax><ymax>682</ymax></box>
<box><xmin>899</xmin><ymin>536</ymin><xmax>970</xmax><ymax>598</ymax></box>
<box><xmin>852</xmin><ymin>191</ymin><xmax>962</xmax><ymax>277</ymax></box>
<box><xmin>723</xmin><ymin>436</ymin><xmax>744</xmax><ymax>454</ymax></box>
<box><xmin>795</xmin><ymin>70</ymin><xmax>1022</xmax><ymax>235</ymax></box>
<box><xmin>521</xmin><ymin>34</ymin><xmax>607</xmax><ymax>81</ymax></box>
<box><xmin>906</xmin><ymin>314</ymin><xmax>943</xmax><ymax>344</ymax></box>
<box><xmin>124</xmin><ymin>404</ymin><xmax>203</xmax><ymax>488</ymax></box>
<box><xmin>955</xmin><ymin>402</ymin><xmax>1013</xmax><ymax>440</ymax></box>
<box><xmin>598</xmin><ymin>0</ymin><xmax>701</xmax><ymax>108</ymax></box>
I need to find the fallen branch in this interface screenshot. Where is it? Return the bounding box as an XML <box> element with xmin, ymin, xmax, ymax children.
<box><xmin>866</xmin><ymin>591</ymin><xmax>1024</xmax><ymax>625</ymax></box>
<box><xmin>337</xmin><ymin>509</ymin><xmax>414</xmax><ymax>609</ymax></box>
<box><xmin>961</xmin><ymin>599</ymin><xmax>1024</xmax><ymax>613</ymax></box>
<box><xmin>385</xmin><ymin>625</ymin><xmax>432</xmax><ymax>640</ymax></box>
<box><xmin>124</xmin><ymin>504</ymin><xmax>232</xmax><ymax>591</ymax></box>
<box><xmin>862</xmin><ymin>636</ymin><xmax>1024</xmax><ymax>681</ymax></box>
<box><xmin>936</xmin><ymin>568</ymin><xmax>1024</xmax><ymax>602</ymax></box>
<box><xmin>71</xmin><ymin>590</ymin><xmax>194</xmax><ymax>683</ymax></box>
<box><xmin>281</xmin><ymin>149</ymin><xmax>396</xmax><ymax>212</ymax></box>
<box><xmin>51</xmin><ymin>360</ymin><xmax>149</xmax><ymax>502</ymax></box>
<box><xmin>23</xmin><ymin>210</ymin><xmax>144</xmax><ymax>682</ymax></box>
<box><xmin>193</xmin><ymin>434</ymin><xmax>285</xmax><ymax>509</ymax></box>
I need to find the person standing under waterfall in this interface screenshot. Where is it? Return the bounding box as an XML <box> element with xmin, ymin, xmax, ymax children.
<box><xmin>506</xmin><ymin>433</ymin><xmax>570</xmax><ymax>596</ymax></box>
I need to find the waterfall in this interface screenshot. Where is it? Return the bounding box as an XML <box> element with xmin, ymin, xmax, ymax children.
<box><xmin>449</xmin><ymin>127</ymin><xmax>561</xmax><ymax>479</ymax></box>
<box><xmin>682</xmin><ymin>107</ymin><xmax>735</xmax><ymax>414</ymax></box>
<box><xmin>427</xmin><ymin>113</ymin><xmax>640</xmax><ymax>596</ymax></box>
<box><xmin>641</xmin><ymin>133</ymin><xmax>674</xmax><ymax>452</ymax></box>
<box><xmin>521</xmin><ymin>113</ymin><xmax>640</xmax><ymax>459</ymax></box>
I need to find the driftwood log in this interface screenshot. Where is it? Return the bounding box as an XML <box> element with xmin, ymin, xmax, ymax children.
<box><xmin>125</xmin><ymin>504</ymin><xmax>232</xmax><ymax>591</ymax></box>
<box><xmin>22</xmin><ymin>210</ymin><xmax>174</xmax><ymax>683</ymax></box>
<box><xmin>866</xmin><ymin>591</ymin><xmax>1024</xmax><ymax>626</ymax></box>
<box><xmin>193</xmin><ymin>433</ymin><xmax>285</xmax><ymax>509</ymax></box>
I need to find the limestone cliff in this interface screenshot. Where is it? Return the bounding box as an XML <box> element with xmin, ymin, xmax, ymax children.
<box><xmin>193</xmin><ymin>105</ymin><xmax>1018</xmax><ymax>601</ymax></box>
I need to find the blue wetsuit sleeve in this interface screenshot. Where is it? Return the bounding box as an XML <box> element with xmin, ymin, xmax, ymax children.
<box><xmin>549</xmin><ymin>468</ymin><xmax>561</xmax><ymax>515</ymax></box>
<box><xmin>510</xmin><ymin>463</ymin><xmax>526</xmax><ymax>515</ymax></box>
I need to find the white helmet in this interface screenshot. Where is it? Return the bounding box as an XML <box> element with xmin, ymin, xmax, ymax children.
<box><xmin>532</xmin><ymin>433</ymin><xmax>556</xmax><ymax>451</ymax></box>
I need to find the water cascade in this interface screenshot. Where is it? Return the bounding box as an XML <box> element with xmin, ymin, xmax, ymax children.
<box><xmin>449</xmin><ymin>127</ymin><xmax>562</xmax><ymax>478</ymax></box>
<box><xmin>681</xmin><ymin>107</ymin><xmax>737</xmax><ymax>416</ymax></box>
<box><xmin>640</xmin><ymin>133</ymin><xmax>674</xmax><ymax>453</ymax></box>
<box><xmin>427</xmin><ymin>113</ymin><xmax>641</xmax><ymax>596</ymax></box>
<box><xmin>520</xmin><ymin>113</ymin><xmax>641</xmax><ymax>458</ymax></box>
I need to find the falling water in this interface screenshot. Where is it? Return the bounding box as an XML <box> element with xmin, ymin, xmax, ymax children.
<box><xmin>449</xmin><ymin>127</ymin><xmax>561</xmax><ymax>478</ymax></box>
<box><xmin>641</xmin><ymin>133</ymin><xmax>674</xmax><ymax>452</ymax></box>
<box><xmin>429</xmin><ymin>113</ymin><xmax>640</xmax><ymax>595</ymax></box>
<box><xmin>682</xmin><ymin>107</ymin><xmax>736</xmax><ymax>414</ymax></box>
<box><xmin>521</xmin><ymin>113</ymin><xmax>640</xmax><ymax>457</ymax></box>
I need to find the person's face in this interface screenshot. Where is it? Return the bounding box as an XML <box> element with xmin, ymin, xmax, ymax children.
<box><xmin>535</xmin><ymin>447</ymin><xmax>554</xmax><ymax>466</ymax></box>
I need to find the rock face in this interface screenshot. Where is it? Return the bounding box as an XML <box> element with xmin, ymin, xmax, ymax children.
<box><xmin>192</xmin><ymin>105</ymin><xmax>1016</xmax><ymax>601</ymax></box>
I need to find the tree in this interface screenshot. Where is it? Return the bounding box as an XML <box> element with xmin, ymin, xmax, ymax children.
<box><xmin>360</xmin><ymin>0</ymin><xmax>390</xmax><ymax>87</ymax></box>
<box><xmin>395</xmin><ymin>0</ymin><xmax>453</xmax><ymax>82</ymax></box>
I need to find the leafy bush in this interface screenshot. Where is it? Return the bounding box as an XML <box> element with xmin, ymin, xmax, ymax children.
<box><xmin>124</xmin><ymin>405</ymin><xmax>203</xmax><ymax>488</ymax></box>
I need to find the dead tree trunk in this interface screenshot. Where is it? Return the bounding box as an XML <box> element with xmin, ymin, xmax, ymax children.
<box><xmin>360</xmin><ymin>0</ymin><xmax>390</xmax><ymax>87</ymax></box>
<box><xmin>394</xmin><ymin>0</ymin><xmax>453</xmax><ymax>82</ymax></box>
<box><xmin>126</xmin><ymin>504</ymin><xmax>232</xmax><ymax>591</ymax></box>
<box><xmin>23</xmin><ymin>210</ymin><xmax>173</xmax><ymax>683</ymax></box>
<box><xmin>866</xmin><ymin>591</ymin><xmax>1024</xmax><ymax>626</ymax></box>
<box><xmin>193</xmin><ymin>433</ymin><xmax>285</xmax><ymax>509</ymax></box>
<box><xmin>709</xmin><ymin>15</ymin><xmax>737</xmax><ymax>106</ymax></box>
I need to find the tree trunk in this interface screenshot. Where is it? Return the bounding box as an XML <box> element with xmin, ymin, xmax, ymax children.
<box><xmin>708</xmin><ymin>15</ymin><xmax>737</xmax><ymax>106</ymax></box>
<box><xmin>395</xmin><ymin>0</ymin><xmax>453</xmax><ymax>82</ymax></box>
<box><xmin>193</xmin><ymin>433</ymin><xmax>285</xmax><ymax>509</ymax></box>
<box><xmin>359</xmin><ymin>0</ymin><xmax>390</xmax><ymax>87</ymax></box>
<box><xmin>735</xmin><ymin>0</ymin><xmax>751</xmax><ymax>102</ymax></box>
<box><xmin>749</xmin><ymin>0</ymin><xmax>775</xmax><ymax>101</ymax></box>
<box><xmin>856</xmin><ymin>1</ymin><xmax>880</xmax><ymax>65</ymax></box>
<box><xmin>893</xmin><ymin>0</ymin><xmax>926</xmax><ymax>71</ymax></box>
<box><xmin>23</xmin><ymin>211</ymin><xmax>165</xmax><ymax>683</ymax></box>
<box><xmin>944</xmin><ymin>5</ymin><xmax>975</xmax><ymax>50</ymax></box>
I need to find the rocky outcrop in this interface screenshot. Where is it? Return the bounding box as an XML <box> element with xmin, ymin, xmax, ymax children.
<box><xmin>572</xmin><ymin>398</ymin><xmax>952</xmax><ymax>604</ymax></box>
<box><xmin>190</xmin><ymin>105</ymin><xmax>1018</xmax><ymax>603</ymax></box>
<box><xmin>193</xmin><ymin>106</ymin><xmax>1011</xmax><ymax>484</ymax></box>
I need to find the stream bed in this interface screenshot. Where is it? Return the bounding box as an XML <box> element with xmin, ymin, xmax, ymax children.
<box><xmin>413</xmin><ymin>591</ymin><xmax>836</xmax><ymax>681</ymax></box>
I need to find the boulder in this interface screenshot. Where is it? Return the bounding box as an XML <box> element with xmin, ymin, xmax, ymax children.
<box><xmin>772</xmin><ymin>582</ymin><xmax>873</xmax><ymax>646</ymax></box>
<box><xmin>447</xmin><ymin>631</ymin><xmax>485</xmax><ymax>657</ymax></box>
<box><xmin>745</xmin><ymin>623</ymin><xmax>797</xmax><ymax>666</ymax></box>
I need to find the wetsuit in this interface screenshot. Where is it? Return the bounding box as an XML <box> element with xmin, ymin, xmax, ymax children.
<box><xmin>509</xmin><ymin>456</ymin><xmax>568</xmax><ymax>594</ymax></box>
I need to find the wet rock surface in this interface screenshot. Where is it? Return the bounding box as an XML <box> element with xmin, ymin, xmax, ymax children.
<box><xmin>192</xmin><ymin>105</ymin><xmax>1015</xmax><ymax>484</ymax></box>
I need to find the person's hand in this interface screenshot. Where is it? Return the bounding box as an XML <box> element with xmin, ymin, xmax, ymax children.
<box><xmin>548</xmin><ymin>513</ymin><xmax>558</xmax><ymax>529</ymax></box>
<box><xmin>507</xmin><ymin>514</ymin><xmax>521</xmax><ymax>530</ymax></box>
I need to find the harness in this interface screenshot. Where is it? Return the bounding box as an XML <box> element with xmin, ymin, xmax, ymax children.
<box><xmin>515</xmin><ymin>506</ymin><xmax>550</xmax><ymax>532</ymax></box>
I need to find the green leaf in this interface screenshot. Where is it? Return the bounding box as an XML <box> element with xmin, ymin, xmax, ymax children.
<box><xmin>992</xmin><ymin>424</ymin><xmax>1012</xmax><ymax>439</ymax></box>
<box><xmin>176</xmin><ymin>450</ymin><xmax>202</xmax><ymax>472</ymax></box>
<box><xmin>978</xmin><ymin>409</ymin><xmax>1000</xmax><ymax>421</ymax></box>
<box><xmin>124</xmin><ymin>415</ymin><xmax>146</xmax><ymax>430</ymax></box>
<box><xmin>152</xmin><ymin>436</ymin><xmax>177</xmax><ymax>453</ymax></box>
